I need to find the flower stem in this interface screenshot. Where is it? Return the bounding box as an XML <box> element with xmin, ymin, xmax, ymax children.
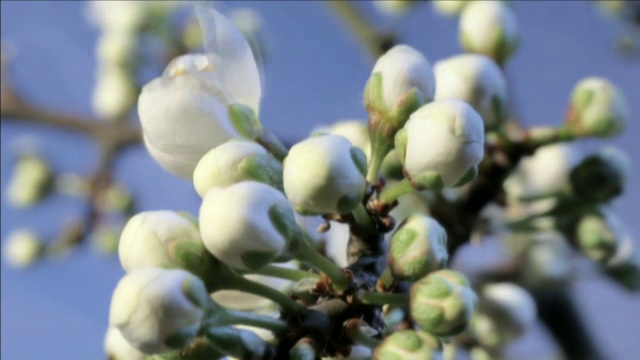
<box><xmin>223</xmin><ymin>309</ymin><xmax>290</xmax><ymax>334</ymax></box>
<box><xmin>228</xmin><ymin>274</ymin><xmax>304</xmax><ymax>314</ymax></box>
<box><xmin>378</xmin><ymin>178</ymin><xmax>416</xmax><ymax>204</ymax></box>
<box><xmin>292</xmin><ymin>233</ymin><xmax>350</xmax><ymax>292</ymax></box>
<box><xmin>359</xmin><ymin>290</ymin><xmax>409</xmax><ymax>308</ymax></box>
<box><xmin>366</xmin><ymin>140</ymin><xmax>391</xmax><ymax>184</ymax></box>
<box><xmin>257</xmin><ymin>127</ymin><xmax>289</xmax><ymax>161</ymax></box>
<box><xmin>253</xmin><ymin>264</ymin><xmax>320</xmax><ymax>282</ymax></box>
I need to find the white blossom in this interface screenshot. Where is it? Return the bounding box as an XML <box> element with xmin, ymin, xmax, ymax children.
<box><xmin>199</xmin><ymin>181</ymin><xmax>294</xmax><ymax>271</ymax></box>
<box><xmin>109</xmin><ymin>267</ymin><xmax>209</xmax><ymax>354</ymax></box>
<box><xmin>284</xmin><ymin>134</ymin><xmax>367</xmax><ymax>214</ymax></box>
<box><xmin>104</xmin><ymin>327</ymin><xmax>146</xmax><ymax>360</ymax></box>
<box><xmin>3</xmin><ymin>229</ymin><xmax>42</xmax><ymax>269</ymax></box>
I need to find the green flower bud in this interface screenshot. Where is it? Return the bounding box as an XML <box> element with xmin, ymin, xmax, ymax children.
<box><xmin>577</xmin><ymin>207</ymin><xmax>624</xmax><ymax>263</ymax></box>
<box><xmin>284</xmin><ymin>134</ymin><xmax>367</xmax><ymax>214</ymax></box>
<box><xmin>459</xmin><ymin>1</ymin><xmax>519</xmax><ymax>65</ymax></box>
<box><xmin>193</xmin><ymin>138</ymin><xmax>283</xmax><ymax>197</ymax></box>
<box><xmin>569</xmin><ymin>147</ymin><xmax>631</xmax><ymax>203</ymax></box>
<box><xmin>566</xmin><ymin>77</ymin><xmax>628</xmax><ymax>138</ymax></box>
<box><xmin>388</xmin><ymin>215</ymin><xmax>448</xmax><ymax>281</ymax></box>
<box><xmin>410</xmin><ymin>270</ymin><xmax>477</xmax><ymax>336</ymax></box>
<box><xmin>373</xmin><ymin>330</ymin><xmax>442</xmax><ymax>360</ymax></box>
<box><xmin>6</xmin><ymin>155</ymin><xmax>53</xmax><ymax>208</ymax></box>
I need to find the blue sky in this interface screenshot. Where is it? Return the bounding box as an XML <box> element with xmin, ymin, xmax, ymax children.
<box><xmin>2</xmin><ymin>1</ymin><xmax>639</xmax><ymax>359</ymax></box>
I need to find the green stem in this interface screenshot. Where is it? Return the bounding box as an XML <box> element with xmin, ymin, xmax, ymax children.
<box><xmin>223</xmin><ymin>309</ymin><xmax>290</xmax><ymax>334</ymax></box>
<box><xmin>359</xmin><ymin>291</ymin><xmax>409</xmax><ymax>307</ymax></box>
<box><xmin>205</xmin><ymin>326</ymin><xmax>272</xmax><ymax>360</ymax></box>
<box><xmin>351</xmin><ymin>203</ymin><xmax>376</xmax><ymax>236</ymax></box>
<box><xmin>229</xmin><ymin>275</ymin><xmax>304</xmax><ymax>314</ymax></box>
<box><xmin>366</xmin><ymin>140</ymin><xmax>391</xmax><ymax>184</ymax></box>
<box><xmin>347</xmin><ymin>324</ymin><xmax>382</xmax><ymax>348</ymax></box>
<box><xmin>257</xmin><ymin>127</ymin><xmax>289</xmax><ymax>161</ymax></box>
<box><xmin>378</xmin><ymin>178</ymin><xmax>416</xmax><ymax>204</ymax></box>
<box><xmin>253</xmin><ymin>264</ymin><xmax>320</xmax><ymax>282</ymax></box>
<box><xmin>524</xmin><ymin>126</ymin><xmax>578</xmax><ymax>149</ymax></box>
<box><xmin>292</xmin><ymin>234</ymin><xmax>350</xmax><ymax>292</ymax></box>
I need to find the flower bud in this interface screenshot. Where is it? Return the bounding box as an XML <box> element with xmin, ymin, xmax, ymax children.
<box><xmin>569</xmin><ymin>146</ymin><xmax>631</xmax><ymax>203</ymax></box>
<box><xmin>312</xmin><ymin>120</ymin><xmax>371</xmax><ymax>159</ymax></box>
<box><xmin>432</xmin><ymin>0</ymin><xmax>470</xmax><ymax>17</ymax></box>
<box><xmin>118</xmin><ymin>211</ymin><xmax>214</xmax><ymax>278</ymax></box>
<box><xmin>373</xmin><ymin>1</ymin><xmax>417</xmax><ymax>17</ymax></box>
<box><xmin>193</xmin><ymin>139</ymin><xmax>282</xmax><ymax>197</ymax></box>
<box><xmin>104</xmin><ymin>327</ymin><xmax>146</xmax><ymax>360</ymax></box>
<box><xmin>434</xmin><ymin>54</ymin><xmax>508</xmax><ymax>130</ymax></box>
<box><xmin>200</xmin><ymin>181</ymin><xmax>297</xmax><ymax>271</ymax></box>
<box><xmin>388</xmin><ymin>215</ymin><xmax>448</xmax><ymax>281</ymax></box>
<box><xmin>95</xmin><ymin>31</ymin><xmax>138</xmax><ymax>66</ymax></box>
<box><xmin>109</xmin><ymin>267</ymin><xmax>209</xmax><ymax>354</ymax></box>
<box><xmin>3</xmin><ymin>229</ymin><xmax>43</xmax><ymax>269</ymax></box>
<box><xmin>284</xmin><ymin>134</ymin><xmax>367</xmax><ymax>214</ymax></box>
<box><xmin>90</xmin><ymin>224</ymin><xmax>121</xmax><ymax>255</ymax></box>
<box><xmin>396</xmin><ymin>99</ymin><xmax>485</xmax><ymax>189</ymax></box>
<box><xmin>519</xmin><ymin>231</ymin><xmax>573</xmax><ymax>289</ymax></box>
<box><xmin>565</xmin><ymin>77</ymin><xmax>629</xmax><ymax>138</ymax></box>
<box><xmin>373</xmin><ymin>330</ymin><xmax>442</xmax><ymax>360</ymax></box>
<box><xmin>410</xmin><ymin>270</ymin><xmax>477</xmax><ymax>336</ymax></box>
<box><xmin>92</xmin><ymin>66</ymin><xmax>137</xmax><ymax>120</ymax></box>
<box><xmin>577</xmin><ymin>207</ymin><xmax>624</xmax><ymax>263</ymax></box>
<box><xmin>96</xmin><ymin>183</ymin><xmax>135</xmax><ymax>213</ymax></box>
<box><xmin>459</xmin><ymin>1</ymin><xmax>519</xmax><ymax>65</ymax></box>
<box><xmin>87</xmin><ymin>1</ymin><xmax>147</xmax><ymax>33</ymax></box>
<box><xmin>6</xmin><ymin>155</ymin><xmax>53</xmax><ymax>208</ymax></box>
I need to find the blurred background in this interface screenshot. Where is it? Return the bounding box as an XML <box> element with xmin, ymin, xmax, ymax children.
<box><xmin>1</xmin><ymin>1</ymin><xmax>639</xmax><ymax>359</ymax></box>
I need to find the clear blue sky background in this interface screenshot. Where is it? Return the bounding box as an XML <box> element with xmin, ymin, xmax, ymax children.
<box><xmin>1</xmin><ymin>1</ymin><xmax>639</xmax><ymax>359</ymax></box>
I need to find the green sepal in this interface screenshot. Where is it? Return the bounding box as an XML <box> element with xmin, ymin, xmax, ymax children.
<box><xmin>268</xmin><ymin>202</ymin><xmax>299</xmax><ymax>245</ymax></box>
<box><xmin>394</xmin><ymin>128</ymin><xmax>409</xmax><ymax>165</ymax></box>
<box><xmin>493</xmin><ymin>27</ymin><xmax>517</xmax><ymax>66</ymax></box>
<box><xmin>491</xmin><ymin>95</ymin><xmax>506</xmax><ymax>130</ymax></box>
<box><xmin>240</xmin><ymin>250</ymin><xmax>279</xmax><ymax>271</ymax></box>
<box><xmin>177</xmin><ymin>211</ymin><xmax>199</xmax><ymax>228</ymax></box>
<box><xmin>411</xmin><ymin>172</ymin><xmax>444</xmax><ymax>191</ymax></box>
<box><xmin>181</xmin><ymin>277</ymin><xmax>209</xmax><ymax>308</ymax></box>
<box><xmin>381</xmin><ymin>150</ymin><xmax>405</xmax><ymax>180</ymax></box>
<box><xmin>350</xmin><ymin>147</ymin><xmax>368</xmax><ymax>177</ymax></box>
<box><xmin>163</xmin><ymin>328</ymin><xmax>200</xmax><ymax>350</ymax></box>
<box><xmin>364</xmin><ymin>72</ymin><xmax>387</xmax><ymax>113</ymax></box>
<box><xmin>238</xmin><ymin>154</ymin><xmax>284</xmax><ymax>189</ymax></box>
<box><xmin>391</xmin><ymin>87</ymin><xmax>425</xmax><ymax>130</ymax></box>
<box><xmin>453</xmin><ymin>166</ymin><xmax>478</xmax><ymax>188</ymax></box>
<box><xmin>229</xmin><ymin>104</ymin><xmax>262</xmax><ymax>139</ymax></box>
<box><xmin>337</xmin><ymin>192</ymin><xmax>363</xmax><ymax>214</ymax></box>
<box><xmin>151</xmin><ymin>337</ymin><xmax>225</xmax><ymax>360</ymax></box>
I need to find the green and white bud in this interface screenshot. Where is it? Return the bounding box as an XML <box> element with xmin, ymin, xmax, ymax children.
<box><xmin>396</xmin><ymin>99</ymin><xmax>485</xmax><ymax>189</ymax></box>
<box><xmin>284</xmin><ymin>134</ymin><xmax>367</xmax><ymax>214</ymax></box>
<box><xmin>410</xmin><ymin>270</ymin><xmax>477</xmax><ymax>336</ymax></box>
<box><xmin>104</xmin><ymin>326</ymin><xmax>146</xmax><ymax>360</ymax></box>
<box><xmin>6</xmin><ymin>155</ymin><xmax>53</xmax><ymax>208</ymax></box>
<box><xmin>373</xmin><ymin>330</ymin><xmax>442</xmax><ymax>360</ymax></box>
<box><xmin>109</xmin><ymin>267</ymin><xmax>209</xmax><ymax>354</ymax></box>
<box><xmin>459</xmin><ymin>1</ymin><xmax>519</xmax><ymax>65</ymax></box>
<box><xmin>577</xmin><ymin>207</ymin><xmax>624</xmax><ymax>263</ymax></box>
<box><xmin>97</xmin><ymin>183</ymin><xmax>135</xmax><ymax>213</ymax></box>
<box><xmin>519</xmin><ymin>231</ymin><xmax>573</xmax><ymax>289</ymax></box>
<box><xmin>434</xmin><ymin>54</ymin><xmax>508</xmax><ymax>130</ymax></box>
<box><xmin>312</xmin><ymin>120</ymin><xmax>371</xmax><ymax>159</ymax></box>
<box><xmin>118</xmin><ymin>211</ymin><xmax>214</xmax><ymax>276</ymax></box>
<box><xmin>193</xmin><ymin>139</ymin><xmax>282</xmax><ymax>197</ymax></box>
<box><xmin>92</xmin><ymin>65</ymin><xmax>137</xmax><ymax>120</ymax></box>
<box><xmin>388</xmin><ymin>215</ymin><xmax>448</xmax><ymax>281</ymax></box>
<box><xmin>3</xmin><ymin>229</ymin><xmax>43</xmax><ymax>269</ymax></box>
<box><xmin>569</xmin><ymin>146</ymin><xmax>631</xmax><ymax>203</ymax></box>
<box><xmin>200</xmin><ymin>181</ymin><xmax>296</xmax><ymax>271</ymax></box>
<box><xmin>373</xmin><ymin>1</ymin><xmax>417</xmax><ymax>17</ymax></box>
<box><xmin>566</xmin><ymin>77</ymin><xmax>629</xmax><ymax>138</ymax></box>
<box><xmin>432</xmin><ymin>0</ymin><xmax>469</xmax><ymax>17</ymax></box>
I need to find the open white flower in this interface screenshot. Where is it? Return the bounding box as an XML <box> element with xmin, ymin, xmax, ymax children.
<box><xmin>434</xmin><ymin>54</ymin><xmax>507</xmax><ymax>129</ymax></box>
<box><xmin>104</xmin><ymin>327</ymin><xmax>146</xmax><ymax>360</ymax></box>
<box><xmin>199</xmin><ymin>181</ymin><xmax>296</xmax><ymax>271</ymax></box>
<box><xmin>109</xmin><ymin>267</ymin><xmax>209</xmax><ymax>354</ymax></box>
<box><xmin>459</xmin><ymin>1</ymin><xmax>519</xmax><ymax>65</ymax></box>
<box><xmin>139</xmin><ymin>6</ymin><xmax>262</xmax><ymax>178</ymax></box>
<box><xmin>396</xmin><ymin>99</ymin><xmax>485</xmax><ymax>188</ymax></box>
<box><xmin>284</xmin><ymin>134</ymin><xmax>367</xmax><ymax>214</ymax></box>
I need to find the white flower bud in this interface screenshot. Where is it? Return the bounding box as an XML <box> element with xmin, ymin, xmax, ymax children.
<box><xmin>410</xmin><ymin>270</ymin><xmax>477</xmax><ymax>336</ymax></box>
<box><xmin>118</xmin><ymin>211</ymin><xmax>204</xmax><ymax>272</ymax></box>
<box><xmin>373</xmin><ymin>1</ymin><xmax>416</xmax><ymax>17</ymax></box>
<box><xmin>109</xmin><ymin>267</ymin><xmax>209</xmax><ymax>354</ymax></box>
<box><xmin>396</xmin><ymin>99</ymin><xmax>485</xmax><ymax>189</ymax></box>
<box><xmin>369</xmin><ymin>45</ymin><xmax>436</xmax><ymax>111</ymax></box>
<box><xmin>570</xmin><ymin>146</ymin><xmax>631</xmax><ymax>202</ymax></box>
<box><xmin>434</xmin><ymin>54</ymin><xmax>508</xmax><ymax>129</ymax></box>
<box><xmin>3</xmin><ymin>229</ymin><xmax>43</xmax><ymax>269</ymax></box>
<box><xmin>459</xmin><ymin>1</ymin><xmax>519</xmax><ymax>65</ymax></box>
<box><xmin>520</xmin><ymin>231</ymin><xmax>573</xmax><ymax>289</ymax></box>
<box><xmin>432</xmin><ymin>0</ymin><xmax>469</xmax><ymax>17</ymax></box>
<box><xmin>373</xmin><ymin>330</ymin><xmax>442</xmax><ymax>360</ymax></box>
<box><xmin>388</xmin><ymin>215</ymin><xmax>448</xmax><ymax>281</ymax></box>
<box><xmin>284</xmin><ymin>134</ymin><xmax>367</xmax><ymax>214</ymax></box>
<box><xmin>193</xmin><ymin>139</ymin><xmax>282</xmax><ymax>197</ymax></box>
<box><xmin>87</xmin><ymin>1</ymin><xmax>147</xmax><ymax>32</ymax></box>
<box><xmin>104</xmin><ymin>327</ymin><xmax>146</xmax><ymax>360</ymax></box>
<box><xmin>90</xmin><ymin>224</ymin><xmax>121</xmax><ymax>255</ymax></box>
<box><xmin>312</xmin><ymin>120</ymin><xmax>371</xmax><ymax>159</ymax></box>
<box><xmin>200</xmin><ymin>182</ymin><xmax>296</xmax><ymax>271</ymax></box>
<box><xmin>566</xmin><ymin>77</ymin><xmax>629</xmax><ymax>138</ymax></box>
<box><xmin>92</xmin><ymin>66</ymin><xmax>137</xmax><ymax>120</ymax></box>
<box><xmin>577</xmin><ymin>207</ymin><xmax>624</xmax><ymax>263</ymax></box>
<box><xmin>6</xmin><ymin>155</ymin><xmax>53</xmax><ymax>208</ymax></box>
<box><xmin>96</xmin><ymin>31</ymin><xmax>138</xmax><ymax>66</ymax></box>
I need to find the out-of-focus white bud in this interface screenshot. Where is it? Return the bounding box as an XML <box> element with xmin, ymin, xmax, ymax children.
<box><xmin>566</xmin><ymin>77</ymin><xmax>629</xmax><ymax>138</ymax></box>
<box><xmin>104</xmin><ymin>326</ymin><xmax>146</xmax><ymax>360</ymax></box>
<box><xmin>432</xmin><ymin>0</ymin><xmax>470</xmax><ymax>17</ymax></box>
<box><xmin>284</xmin><ymin>134</ymin><xmax>367</xmax><ymax>214</ymax></box>
<box><xmin>410</xmin><ymin>270</ymin><xmax>477</xmax><ymax>336</ymax></box>
<box><xmin>87</xmin><ymin>1</ymin><xmax>147</xmax><ymax>32</ymax></box>
<box><xmin>434</xmin><ymin>54</ymin><xmax>508</xmax><ymax>129</ymax></box>
<box><xmin>396</xmin><ymin>99</ymin><xmax>485</xmax><ymax>189</ymax></box>
<box><xmin>519</xmin><ymin>231</ymin><xmax>573</xmax><ymax>289</ymax></box>
<box><xmin>90</xmin><ymin>224</ymin><xmax>121</xmax><ymax>255</ymax></box>
<box><xmin>596</xmin><ymin>0</ymin><xmax>627</xmax><ymax>17</ymax></box>
<box><xmin>3</xmin><ymin>229</ymin><xmax>43</xmax><ymax>269</ymax></box>
<box><xmin>97</xmin><ymin>183</ymin><xmax>135</xmax><ymax>213</ymax></box>
<box><xmin>473</xmin><ymin>283</ymin><xmax>536</xmax><ymax>347</ymax></box>
<box><xmin>93</xmin><ymin>66</ymin><xmax>137</xmax><ymax>120</ymax></box>
<box><xmin>193</xmin><ymin>139</ymin><xmax>282</xmax><ymax>197</ymax></box>
<box><xmin>200</xmin><ymin>182</ymin><xmax>297</xmax><ymax>271</ymax></box>
<box><xmin>118</xmin><ymin>211</ymin><xmax>211</xmax><ymax>278</ymax></box>
<box><xmin>577</xmin><ymin>207</ymin><xmax>624</xmax><ymax>263</ymax></box>
<box><xmin>459</xmin><ymin>1</ymin><xmax>519</xmax><ymax>65</ymax></box>
<box><xmin>388</xmin><ymin>215</ymin><xmax>448</xmax><ymax>281</ymax></box>
<box><xmin>373</xmin><ymin>330</ymin><xmax>442</xmax><ymax>359</ymax></box>
<box><xmin>312</xmin><ymin>120</ymin><xmax>371</xmax><ymax>159</ymax></box>
<box><xmin>569</xmin><ymin>146</ymin><xmax>631</xmax><ymax>203</ymax></box>
<box><xmin>96</xmin><ymin>31</ymin><xmax>138</xmax><ymax>66</ymax></box>
<box><xmin>373</xmin><ymin>1</ymin><xmax>417</xmax><ymax>17</ymax></box>
<box><xmin>6</xmin><ymin>155</ymin><xmax>53</xmax><ymax>208</ymax></box>
<box><xmin>109</xmin><ymin>267</ymin><xmax>209</xmax><ymax>354</ymax></box>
